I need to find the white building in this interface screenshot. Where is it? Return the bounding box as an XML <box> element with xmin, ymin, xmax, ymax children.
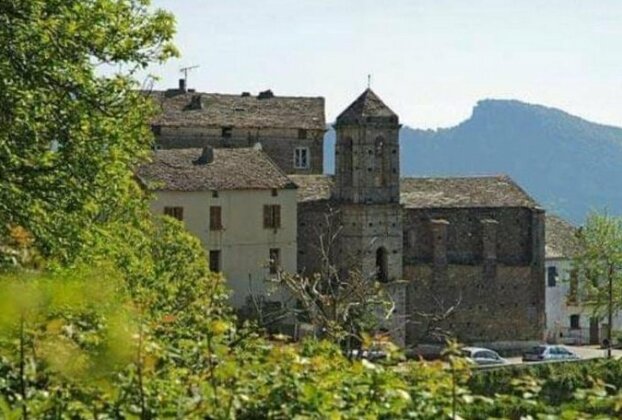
<box><xmin>138</xmin><ymin>146</ymin><xmax>298</xmax><ymax>312</ymax></box>
<box><xmin>545</xmin><ymin>215</ymin><xmax>622</xmax><ymax>345</ymax></box>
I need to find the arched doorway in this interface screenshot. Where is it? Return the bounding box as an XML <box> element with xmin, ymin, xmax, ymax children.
<box><xmin>376</xmin><ymin>247</ymin><xmax>388</xmax><ymax>283</ymax></box>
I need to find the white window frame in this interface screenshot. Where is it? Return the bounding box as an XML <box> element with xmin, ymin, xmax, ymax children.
<box><xmin>294</xmin><ymin>147</ymin><xmax>310</xmax><ymax>169</ymax></box>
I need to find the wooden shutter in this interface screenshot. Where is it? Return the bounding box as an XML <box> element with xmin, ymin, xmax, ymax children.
<box><xmin>273</xmin><ymin>205</ymin><xmax>281</xmax><ymax>228</ymax></box>
<box><xmin>263</xmin><ymin>205</ymin><xmax>271</xmax><ymax>228</ymax></box>
<box><xmin>210</xmin><ymin>206</ymin><xmax>222</xmax><ymax>230</ymax></box>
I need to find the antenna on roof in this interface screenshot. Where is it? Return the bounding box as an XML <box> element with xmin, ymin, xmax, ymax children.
<box><xmin>179</xmin><ymin>65</ymin><xmax>199</xmax><ymax>90</ymax></box>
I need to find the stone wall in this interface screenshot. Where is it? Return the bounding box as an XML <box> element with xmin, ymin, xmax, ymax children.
<box><xmin>154</xmin><ymin>125</ymin><xmax>324</xmax><ymax>174</ymax></box>
<box><xmin>403</xmin><ymin>207</ymin><xmax>537</xmax><ymax>265</ymax></box>
<box><xmin>297</xmin><ymin>200</ymin><xmax>407</xmax><ymax>345</ymax></box>
<box><xmin>296</xmin><ymin>200</ymin><xmax>339</xmax><ymax>277</ymax></box>
<box><xmin>334</xmin><ymin>122</ymin><xmax>400</xmax><ymax>204</ymax></box>
<box><xmin>403</xmin><ymin>206</ymin><xmax>546</xmax><ymax>345</ymax></box>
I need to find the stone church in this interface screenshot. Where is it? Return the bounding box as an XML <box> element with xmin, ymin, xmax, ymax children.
<box><xmin>148</xmin><ymin>82</ymin><xmax>546</xmax><ymax>348</ymax></box>
<box><xmin>291</xmin><ymin>89</ymin><xmax>545</xmax><ymax>347</ymax></box>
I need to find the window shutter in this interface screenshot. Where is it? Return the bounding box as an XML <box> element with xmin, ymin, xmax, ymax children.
<box><xmin>210</xmin><ymin>206</ymin><xmax>222</xmax><ymax>230</ymax></box>
<box><xmin>264</xmin><ymin>205</ymin><xmax>271</xmax><ymax>228</ymax></box>
<box><xmin>273</xmin><ymin>205</ymin><xmax>281</xmax><ymax>228</ymax></box>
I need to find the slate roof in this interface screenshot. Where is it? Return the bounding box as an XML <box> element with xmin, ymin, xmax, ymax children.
<box><xmin>400</xmin><ymin>176</ymin><xmax>539</xmax><ymax>209</ymax></box>
<box><xmin>290</xmin><ymin>174</ymin><xmax>539</xmax><ymax>209</ymax></box>
<box><xmin>148</xmin><ymin>90</ymin><xmax>325</xmax><ymax>130</ymax></box>
<box><xmin>545</xmin><ymin>215</ymin><xmax>582</xmax><ymax>259</ymax></box>
<box><xmin>289</xmin><ymin>175</ymin><xmax>334</xmax><ymax>202</ymax></box>
<box><xmin>137</xmin><ymin>147</ymin><xmax>297</xmax><ymax>191</ymax></box>
<box><xmin>336</xmin><ymin>89</ymin><xmax>398</xmax><ymax>125</ymax></box>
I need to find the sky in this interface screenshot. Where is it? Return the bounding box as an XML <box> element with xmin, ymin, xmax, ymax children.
<box><xmin>141</xmin><ymin>0</ymin><xmax>622</xmax><ymax>129</ymax></box>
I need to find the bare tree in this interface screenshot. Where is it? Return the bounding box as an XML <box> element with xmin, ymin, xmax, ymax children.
<box><xmin>273</xmin><ymin>207</ymin><xmax>397</xmax><ymax>352</ymax></box>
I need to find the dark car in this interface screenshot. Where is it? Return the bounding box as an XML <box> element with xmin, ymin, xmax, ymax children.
<box><xmin>522</xmin><ymin>345</ymin><xmax>580</xmax><ymax>362</ymax></box>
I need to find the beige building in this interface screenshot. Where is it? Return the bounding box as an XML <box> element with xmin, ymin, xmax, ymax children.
<box><xmin>138</xmin><ymin>146</ymin><xmax>298</xmax><ymax>310</ymax></box>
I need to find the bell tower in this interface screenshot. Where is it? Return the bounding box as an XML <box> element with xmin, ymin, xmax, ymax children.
<box><xmin>334</xmin><ymin>88</ymin><xmax>400</xmax><ymax>204</ymax></box>
<box><xmin>333</xmin><ymin>89</ymin><xmax>405</xmax><ymax>345</ymax></box>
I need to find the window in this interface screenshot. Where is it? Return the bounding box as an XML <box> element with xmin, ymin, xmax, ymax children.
<box><xmin>164</xmin><ymin>206</ymin><xmax>183</xmax><ymax>221</ymax></box>
<box><xmin>570</xmin><ymin>314</ymin><xmax>580</xmax><ymax>330</ymax></box>
<box><xmin>547</xmin><ymin>266</ymin><xmax>558</xmax><ymax>287</ymax></box>
<box><xmin>221</xmin><ymin>126</ymin><xmax>232</xmax><ymax>138</ymax></box>
<box><xmin>269</xmin><ymin>248</ymin><xmax>280</xmax><ymax>274</ymax></box>
<box><xmin>209</xmin><ymin>206</ymin><xmax>222</xmax><ymax>231</ymax></box>
<box><xmin>376</xmin><ymin>247</ymin><xmax>388</xmax><ymax>283</ymax></box>
<box><xmin>297</xmin><ymin>128</ymin><xmax>308</xmax><ymax>139</ymax></box>
<box><xmin>271</xmin><ymin>188</ymin><xmax>278</xmax><ymax>197</ymax></box>
<box><xmin>212</xmin><ymin>190</ymin><xmax>219</xmax><ymax>198</ymax></box>
<box><xmin>294</xmin><ymin>147</ymin><xmax>310</xmax><ymax>169</ymax></box>
<box><xmin>263</xmin><ymin>205</ymin><xmax>281</xmax><ymax>229</ymax></box>
<box><xmin>209</xmin><ymin>250</ymin><xmax>221</xmax><ymax>272</ymax></box>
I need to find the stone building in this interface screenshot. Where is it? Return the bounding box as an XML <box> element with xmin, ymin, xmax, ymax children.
<box><xmin>137</xmin><ymin>146</ymin><xmax>298</xmax><ymax>310</ymax></box>
<box><xmin>148</xmin><ymin>81</ymin><xmax>326</xmax><ymax>174</ymax></box>
<box><xmin>292</xmin><ymin>89</ymin><xmax>546</xmax><ymax>347</ymax></box>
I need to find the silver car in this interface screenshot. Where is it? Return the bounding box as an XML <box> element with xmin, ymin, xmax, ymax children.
<box><xmin>522</xmin><ymin>345</ymin><xmax>580</xmax><ymax>362</ymax></box>
<box><xmin>461</xmin><ymin>347</ymin><xmax>508</xmax><ymax>366</ymax></box>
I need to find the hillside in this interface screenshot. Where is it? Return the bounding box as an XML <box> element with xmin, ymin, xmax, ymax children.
<box><xmin>325</xmin><ymin>100</ymin><xmax>622</xmax><ymax>224</ymax></box>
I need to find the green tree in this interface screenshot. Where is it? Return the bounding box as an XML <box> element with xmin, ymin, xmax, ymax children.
<box><xmin>0</xmin><ymin>0</ymin><xmax>177</xmax><ymax>262</ymax></box>
<box><xmin>574</xmin><ymin>212</ymin><xmax>622</xmax><ymax>356</ymax></box>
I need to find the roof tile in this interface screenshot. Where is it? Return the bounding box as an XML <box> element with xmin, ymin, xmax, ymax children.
<box><xmin>148</xmin><ymin>91</ymin><xmax>325</xmax><ymax>130</ymax></box>
<box><xmin>138</xmin><ymin>147</ymin><xmax>296</xmax><ymax>191</ymax></box>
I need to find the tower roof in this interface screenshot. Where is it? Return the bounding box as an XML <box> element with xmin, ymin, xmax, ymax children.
<box><xmin>336</xmin><ymin>88</ymin><xmax>398</xmax><ymax>125</ymax></box>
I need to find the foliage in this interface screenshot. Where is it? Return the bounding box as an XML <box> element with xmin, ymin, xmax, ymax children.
<box><xmin>0</xmin><ymin>266</ymin><xmax>138</xmax><ymax>418</ymax></box>
<box><xmin>0</xmin><ymin>0</ymin><xmax>177</xmax><ymax>262</ymax></box>
<box><xmin>574</xmin><ymin>212</ymin><xmax>622</xmax><ymax>317</ymax></box>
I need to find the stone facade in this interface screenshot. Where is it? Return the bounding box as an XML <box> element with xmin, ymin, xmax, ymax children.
<box><xmin>155</xmin><ymin>125</ymin><xmax>324</xmax><ymax>175</ymax></box>
<box><xmin>149</xmin><ymin>85</ymin><xmax>326</xmax><ymax>174</ymax></box>
<box><xmin>293</xmin><ymin>89</ymin><xmax>546</xmax><ymax>348</ymax></box>
<box><xmin>404</xmin><ymin>206</ymin><xmax>545</xmax><ymax>343</ymax></box>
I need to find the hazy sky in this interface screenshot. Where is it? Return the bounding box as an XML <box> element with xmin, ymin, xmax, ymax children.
<box><xmin>143</xmin><ymin>0</ymin><xmax>622</xmax><ymax>128</ymax></box>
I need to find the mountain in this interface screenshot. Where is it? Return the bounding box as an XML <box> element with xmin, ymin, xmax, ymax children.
<box><xmin>324</xmin><ymin>99</ymin><xmax>622</xmax><ymax>224</ymax></box>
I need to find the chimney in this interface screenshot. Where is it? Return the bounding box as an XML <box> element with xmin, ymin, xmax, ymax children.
<box><xmin>257</xmin><ymin>89</ymin><xmax>274</xmax><ymax>99</ymax></box>
<box><xmin>179</xmin><ymin>78</ymin><xmax>187</xmax><ymax>93</ymax></box>
<box><xmin>195</xmin><ymin>146</ymin><xmax>214</xmax><ymax>165</ymax></box>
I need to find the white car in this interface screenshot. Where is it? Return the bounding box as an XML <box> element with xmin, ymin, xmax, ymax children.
<box><xmin>522</xmin><ymin>345</ymin><xmax>580</xmax><ymax>362</ymax></box>
<box><xmin>461</xmin><ymin>347</ymin><xmax>508</xmax><ymax>366</ymax></box>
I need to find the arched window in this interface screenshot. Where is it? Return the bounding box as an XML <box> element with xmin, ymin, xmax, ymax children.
<box><xmin>374</xmin><ymin>136</ymin><xmax>386</xmax><ymax>186</ymax></box>
<box><xmin>376</xmin><ymin>247</ymin><xmax>389</xmax><ymax>283</ymax></box>
<box><xmin>375</xmin><ymin>136</ymin><xmax>384</xmax><ymax>155</ymax></box>
<box><xmin>342</xmin><ymin>137</ymin><xmax>354</xmax><ymax>185</ymax></box>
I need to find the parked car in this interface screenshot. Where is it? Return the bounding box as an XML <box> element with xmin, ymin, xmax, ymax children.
<box><xmin>522</xmin><ymin>345</ymin><xmax>580</xmax><ymax>362</ymax></box>
<box><xmin>349</xmin><ymin>347</ymin><xmax>388</xmax><ymax>361</ymax></box>
<box><xmin>461</xmin><ymin>347</ymin><xmax>508</xmax><ymax>366</ymax></box>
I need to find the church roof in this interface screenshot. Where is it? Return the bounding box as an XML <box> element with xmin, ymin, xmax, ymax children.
<box><xmin>148</xmin><ymin>90</ymin><xmax>325</xmax><ymax>130</ymax></box>
<box><xmin>290</xmin><ymin>174</ymin><xmax>539</xmax><ymax>209</ymax></box>
<box><xmin>137</xmin><ymin>147</ymin><xmax>297</xmax><ymax>191</ymax></box>
<box><xmin>400</xmin><ymin>176</ymin><xmax>539</xmax><ymax>209</ymax></box>
<box><xmin>545</xmin><ymin>214</ymin><xmax>581</xmax><ymax>259</ymax></box>
<box><xmin>289</xmin><ymin>175</ymin><xmax>335</xmax><ymax>202</ymax></box>
<box><xmin>335</xmin><ymin>89</ymin><xmax>398</xmax><ymax>125</ymax></box>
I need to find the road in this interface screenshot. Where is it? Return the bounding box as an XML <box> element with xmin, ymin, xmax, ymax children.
<box><xmin>506</xmin><ymin>345</ymin><xmax>622</xmax><ymax>365</ymax></box>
